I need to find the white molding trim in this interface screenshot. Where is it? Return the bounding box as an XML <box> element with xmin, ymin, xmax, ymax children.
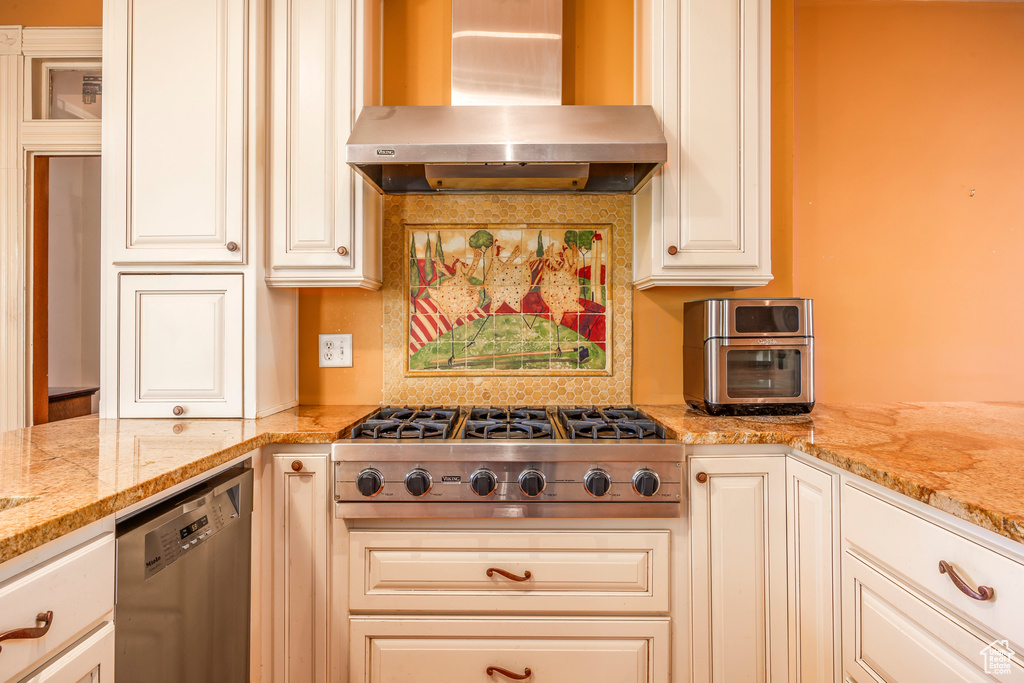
<box><xmin>22</xmin><ymin>27</ymin><xmax>102</xmax><ymax>57</ymax></box>
<box><xmin>0</xmin><ymin>26</ymin><xmax>25</xmax><ymax>432</ymax></box>
<box><xmin>0</xmin><ymin>25</ymin><xmax>104</xmax><ymax>431</ymax></box>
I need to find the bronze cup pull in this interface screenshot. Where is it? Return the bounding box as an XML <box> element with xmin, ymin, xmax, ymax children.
<box><xmin>939</xmin><ymin>560</ymin><xmax>994</xmax><ymax>601</ymax></box>
<box><xmin>487</xmin><ymin>666</ymin><xmax>532</xmax><ymax>680</ymax></box>
<box><xmin>486</xmin><ymin>567</ymin><xmax>532</xmax><ymax>582</ymax></box>
<box><xmin>0</xmin><ymin>611</ymin><xmax>53</xmax><ymax>653</ymax></box>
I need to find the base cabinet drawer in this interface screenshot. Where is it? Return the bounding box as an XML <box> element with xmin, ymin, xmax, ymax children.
<box><xmin>349</xmin><ymin>531</ymin><xmax>670</xmax><ymax>614</ymax></box>
<box><xmin>18</xmin><ymin>621</ymin><xmax>115</xmax><ymax>683</ymax></box>
<box><xmin>843</xmin><ymin>552</ymin><xmax>1024</xmax><ymax>683</ymax></box>
<box><xmin>0</xmin><ymin>535</ymin><xmax>114</xmax><ymax>683</ymax></box>
<box><xmin>350</xmin><ymin>618</ymin><xmax>670</xmax><ymax>683</ymax></box>
<box><xmin>843</xmin><ymin>484</ymin><xmax>1024</xmax><ymax>649</ymax></box>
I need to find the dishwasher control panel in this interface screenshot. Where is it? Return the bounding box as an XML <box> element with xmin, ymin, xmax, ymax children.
<box><xmin>142</xmin><ymin>483</ymin><xmax>242</xmax><ymax>579</ymax></box>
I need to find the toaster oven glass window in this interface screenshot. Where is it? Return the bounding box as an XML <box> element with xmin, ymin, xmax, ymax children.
<box><xmin>734</xmin><ymin>305</ymin><xmax>800</xmax><ymax>334</ymax></box>
<box><xmin>726</xmin><ymin>349</ymin><xmax>802</xmax><ymax>398</ymax></box>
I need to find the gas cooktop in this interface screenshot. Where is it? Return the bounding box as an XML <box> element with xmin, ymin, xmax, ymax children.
<box><xmin>333</xmin><ymin>406</ymin><xmax>683</xmax><ymax>518</ymax></box>
<box><xmin>347</xmin><ymin>406</ymin><xmax>667</xmax><ymax>442</ymax></box>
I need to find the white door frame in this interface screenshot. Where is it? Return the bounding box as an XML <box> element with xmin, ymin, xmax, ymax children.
<box><xmin>0</xmin><ymin>26</ymin><xmax>101</xmax><ymax>431</ymax></box>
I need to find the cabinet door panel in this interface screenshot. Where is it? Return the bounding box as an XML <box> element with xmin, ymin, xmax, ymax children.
<box><xmin>18</xmin><ymin>621</ymin><xmax>115</xmax><ymax>683</ymax></box>
<box><xmin>118</xmin><ymin>274</ymin><xmax>243</xmax><ymax>417</ymax></box>
<box><xmin>272</xmin><ymin>455</ymin><xmax>329</xmax><ymax>683</ymax></box>
<box><xmin>690</xmin><ymin>455</ymin><xmax>788</xmax><ymax>683</ymax></box>
<box><xmin>350</xmin><ymin>618</ymin><xmax>670</xmax><ymax>683</ymax></box>
<box><xmin>269</xmin><ymin>0</ymin><xmax>353</xmax><ymax>270</ymax></box>
<box><xmin>111</xmin><ymin>0</ymin><xmax>246</xmax><ymax>263</ymax></box>
<box><xmin>787</xmin><ymin>458</ymin><xmax>838</xmax><ymax>683</ymax></box>
<box><xmin>843</xmin><ymin>552</ymin><xmax>1024</xmax><ymax>683</ymax></box>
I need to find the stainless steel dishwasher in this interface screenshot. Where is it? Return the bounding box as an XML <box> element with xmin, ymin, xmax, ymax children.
<box><xmin>115</xmin><ymin>467</ymin><xmax>253</xmax><ymax>683</ymax></box>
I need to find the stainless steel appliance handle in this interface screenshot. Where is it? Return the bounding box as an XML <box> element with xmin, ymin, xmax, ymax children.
<box><xmin>714</xmin><ymin>337</ymin><xmax>812</xmax><ymax>348</ymax></box>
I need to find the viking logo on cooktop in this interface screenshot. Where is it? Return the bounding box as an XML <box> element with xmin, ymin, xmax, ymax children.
<box><xmin>406</xmin><ymin>224</ymin><xmax>611</xmax><ymax>376</ymax></box>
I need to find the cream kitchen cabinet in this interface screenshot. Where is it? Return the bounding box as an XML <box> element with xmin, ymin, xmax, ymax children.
<box><xmin>348</xmin><ymin>617</ymin><xmax>670</xmax><ymax>683</ymax></box>
<box><xmin>786</xmin><ymin>457</ymin><xmax>840</xmax><ymax>683</ymax></box>
<box><xmin>265</xmin><ymin>0</ymin><xmax>382</xmax><ymax>288</ymax></box>
<box><xmin>0</xmin><ymin>527</ymin><xmax>114</xmax><ymax>683</ymax></box>
<box><xmin>689</xmin><ymin>454</ymin><xmax>788</xmax><ymax>683</ymax></box>
<box><xmin>104</xmin><ymin>0</ymin><xmax>248</xmax><ymax>264</ymax></box>
<box><xmin>841</xmin><ymin>481</ymin><xmax>1024</xmax><ymax>682</ymax></box>
<box><xmin>271</xmin><ymin>451</ymin><xmax>331</xmax><ymax>683</ymax></box>
<box><xmin>633</xmin><ymin>0</ymin><xmax>772</xmax><ymax>288</ymax></box>
<box><xmin>118</xmin><ymin>274</ymin><xmax>243</xmax><ymax>418</ymax></box>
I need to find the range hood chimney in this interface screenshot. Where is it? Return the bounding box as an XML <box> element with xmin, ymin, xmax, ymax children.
<box><xmin>346</xmin><ymin>0</ymin><xmax>667</xmax><ymax>195</ymax></box>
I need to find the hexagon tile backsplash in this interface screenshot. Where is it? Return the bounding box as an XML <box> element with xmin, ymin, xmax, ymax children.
<box><xmin>382</xmin><ymin>194</ymin><xmax>633</xmax><ymax>405</ymax></box>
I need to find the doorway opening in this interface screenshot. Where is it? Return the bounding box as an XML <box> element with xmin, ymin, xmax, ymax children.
<box><xmin>31</xmin><ymin>154</ymin><xmax>102</xmax><ymax>424</ymax></box>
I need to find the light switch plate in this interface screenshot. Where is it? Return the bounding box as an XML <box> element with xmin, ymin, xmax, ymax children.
<box><xmin>319</xmin><ymin>333</ymin><xmax>353</xmax><ymax>368</ymax></box>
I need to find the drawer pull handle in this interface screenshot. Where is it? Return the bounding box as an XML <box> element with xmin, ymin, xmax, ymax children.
<box><xmin>0</xmin><ymin>611</ymin><xmax>53</xmax><ymax>653</ymax></box>
<box><xmin>487</xmin><ymin>666</ymin><xmax>532</xmax><ymax>680</ymax></box>
<box><xmin>486</xmin><ymin>567</ymin><xmax>532</xmax><ymax>582</ymax></box>
<box><xmin>939</xmin><ymin>560</ymin><xmax>994</xmax><ymax>601</ymax></box>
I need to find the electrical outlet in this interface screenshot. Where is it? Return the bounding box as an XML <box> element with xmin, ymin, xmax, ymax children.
<box><xmin>319</xmin><ymin>333</ymin><xmax>353</xmax><ymax>368</ymax></box>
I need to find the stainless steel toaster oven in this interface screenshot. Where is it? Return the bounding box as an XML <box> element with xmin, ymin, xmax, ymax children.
<box><xmin>683</xmin><ymin>298</ymin><xmax>814</xmax><ymax>415</ymax></box>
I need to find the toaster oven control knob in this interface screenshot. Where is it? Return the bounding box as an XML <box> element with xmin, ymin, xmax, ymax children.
<box><xmin>584</xmin><ymin>469</ymin><xmax>612</xmax><ymax>497</ymax></box>
<box><xmin>355</xmin><ymin>468</ymin><xmax>384</xmax><ymax>497</ymax></box>
<box><xmin>405</xmin><ymin>468</ymin><xmax>433</xmax><ymax>497</ymax></box>
<box><xmin>519</xmin><ymin>470</ymin><xmax>546</xmax><ymax>497</ymax></box>
<box><xmin>632</xmin><ymin>468</ymin><xmax>661</xmax><ymax>497</ymax></box>
<box><xmin>470</xmin><ymin>469</ymin><xmax>497</xmax><ymax>497</ymax></box>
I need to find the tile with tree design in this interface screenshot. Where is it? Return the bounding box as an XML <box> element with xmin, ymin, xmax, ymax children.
<box><xmin>406</xmin><ymin>224</ymin><xmax>611</xmax><ymax>375</ymax></box>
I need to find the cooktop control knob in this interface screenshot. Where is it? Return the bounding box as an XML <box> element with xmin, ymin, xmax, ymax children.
<box><xmin>355</xmin><ymin>468</ymin><xmax>384</xmax><ymax>497</ymax></box>
<box><xmin>519</xmin><ymin>469</ymin><xmax>546</xmax><ymax>497</ymax></box>
<box><xmin>632</xmin><ymin>468</ymin><xmax>661</xmax><ymax>497</ymax></box>
<box><xmin>471</xmin><ymin>469</ymin><xmax>497</xmax><ymax>497</ymax></box>
<box><xmin>405</xmin><ymin>468</ymin><xmax>433</xmax><ymax>497</ymax></box>
<box><xmin>584</xmin><ymin>469</ymin><xmax>612</xmax><ymax>497</ymax></box>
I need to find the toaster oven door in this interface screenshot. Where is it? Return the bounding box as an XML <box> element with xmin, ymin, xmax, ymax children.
<box><xmin>708</xmin><ymin>337</ymin><xmax>813</xmax><ymax>404</ymax></box>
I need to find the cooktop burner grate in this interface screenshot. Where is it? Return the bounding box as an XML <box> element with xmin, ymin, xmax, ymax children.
<box><xmin>558</xmin><ymin>406</ymin><xmax>665</xmax><ymax>440</ymax></box>
<box><xmin>462</xmin><ymin>407</ymin><xmax>554</xmax><ymax>440</ymax></box>
<box><xmin>351</xmin><ymin>406</ymin><xmax>459</xmax><ymax>440</ymax></box>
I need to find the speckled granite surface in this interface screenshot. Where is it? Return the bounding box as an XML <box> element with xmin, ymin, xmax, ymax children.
<box><xmin>640</xmin><ymin>402</ymin><xmax>1024</xmax><ymax>546</ymax></box>
<box><xmin>4</xmin><ymin>402</ymin><xmax>1023</xmax><ymax>566</ymax></box>
<box><xmin>0</xmin><ymin>406</ymin><xmax>376</xmax><ymax>564</ymax></box>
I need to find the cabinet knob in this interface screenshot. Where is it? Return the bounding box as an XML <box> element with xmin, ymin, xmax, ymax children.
<box><xmin>226</xmin><ymin>241</ymin><xmax>239</xmax><ymax>252</ymax></box>
<box><xmin>667</xmin><ymin>245</ymin><xmax>678</xmax><ymax>256</ymax></box>
<box><xmin>337</xmin><ymin>245</ymin><xmax>349</xmax><ymax>256</ymax></box>
<box><xmin>291</xmin><ymin>460</ymin><xmax>303</xmax><ymax>472</ymax></box>
<box><xmin>695</xmin><ymin>472</ymin><xmax>708</xmax><ymax>483</ymax></box>
<box><xmin>172</xmin><ymin>405</ymin><xmax>185</xmax><ymax>416</ymax></box>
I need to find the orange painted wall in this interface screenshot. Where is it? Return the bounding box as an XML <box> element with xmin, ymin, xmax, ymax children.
<box><xmin>793</xmin><ymin>0</ymin><xmax>1024</xmax><ymax>402</ymax></box>
<box><xmin>0</xmin><ymin>0</ymin><xmax>100</xmax><ymax>25</ymax></box>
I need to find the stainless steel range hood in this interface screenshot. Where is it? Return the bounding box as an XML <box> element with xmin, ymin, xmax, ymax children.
<box><xmin>346</xmin><ymin>0</ymin><xmax>667</xmax><ymax>195</ymax></box>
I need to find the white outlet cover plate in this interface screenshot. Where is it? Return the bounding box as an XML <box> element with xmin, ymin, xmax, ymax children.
<box><xmin>319</xmin><ymin>333</ymin><xmax>353</xmax><ymax>368</ymax></box>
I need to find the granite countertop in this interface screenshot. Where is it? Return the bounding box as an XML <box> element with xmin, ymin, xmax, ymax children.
<box><xmin>640</xmin><ymin>402</ymin><xmax>1024</xmax><ymax>545</ymax></box>
<box><xmin>0</xmin><ymin>406</ymin><xmax>377</xmax><ymax>564</ymax></box>
<box><xmin>3</xmin><ymin>402</ymin><xmax>1023</xmax><ymax>566</ymax></box>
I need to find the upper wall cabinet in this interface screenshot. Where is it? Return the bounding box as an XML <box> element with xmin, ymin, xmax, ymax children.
<box><xmin>104</xmin><ymin>0</ymin><xmax>248</xmax><ymax>264</ymax></box>
<box><xmin>266</xmin><ymin>0</ymin><xmax>382</xmax><ymax>289</ymax></box>
<box><xmin>634</xmin><ymin>0</ymin><xmax>772</xmax><ymax>288</ymax></box>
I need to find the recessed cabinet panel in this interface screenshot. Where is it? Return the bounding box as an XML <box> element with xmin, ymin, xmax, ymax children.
<box><xmin>108</xmin><ymin>0</ymin><xmax>246</xmax><ymax>263</ymax></box>
<box><xmin>689</xmin><ymin>455</ymin><xmax>788</xmax><ymax>683</ymax></box>
<box><xmin>267</xmin><ymin>0</ymin><xmax>382</xmax><ymax>287</ymax></box>
<box><xmin>842</xmin><ymin>553</ymin><xmax>1024</xmax><ymax>683</ymax></box>
<box><xmin>350</xmin><ymin>618</ymin><xmax>669</xmax><ymax>683</ymax></box>
<box><xmin>119</xmin><ymin>274</ymin><xmax>243</xmax><ymax>417</ymax></box>
<box><xmin>634</xmin><ymin>0</ymin><xmax>771</xmax><ymax>288</ymax></box>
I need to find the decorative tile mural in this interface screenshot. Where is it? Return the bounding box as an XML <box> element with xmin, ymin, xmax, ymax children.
<box><xmin>383</xmin><ymin>194</ymin><xmax>632</xmax><ymax>405</ymax></box>
<box><xmin>406</xmin><ymin>224</ymin><xmax>611</xmax><ymax>375</ymax></box>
